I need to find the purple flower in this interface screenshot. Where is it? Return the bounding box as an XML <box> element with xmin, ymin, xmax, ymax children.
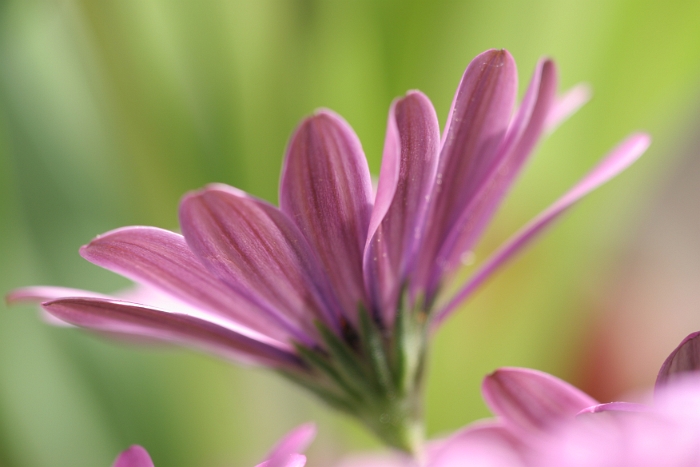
<box><xmin>112</xmin><ymin>423</ymin><xmax>314</xmax><ymax>467</ymax></box>
<box><xmin>7</xmin><ymin>49</ymin><xmax>648</xmax><ymax>452</ymax></box>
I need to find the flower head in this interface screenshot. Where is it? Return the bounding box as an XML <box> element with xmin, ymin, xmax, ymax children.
<box><xmin>7</xmin><ymin>49</ymin><xmax>648</xmax><ymax>452</ymax></box>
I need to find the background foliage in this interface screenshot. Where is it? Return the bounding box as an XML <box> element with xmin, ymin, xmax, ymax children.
<box><xmin>1</xmin><ymin>1</ymin><xmax>699</xmax><ymax>465</ymax></box>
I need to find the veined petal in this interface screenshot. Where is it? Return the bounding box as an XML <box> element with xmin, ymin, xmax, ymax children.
<box><xmin>43</xmin><ymin>297</ymin><xmax>303</xmax><ymax>369</ymax></box>
<box><xmin>411</xmin><ymin>49</ymin><xmax>517</xmax><ymax>302</ymax></box>
<box><xmin>280</xmin><ymin>110</ymin><xmax>373</xmax><ymax>324</ymax></box>
<box><xmin>364</xmin><ymin>91</ymin><xmax>440</xmax><ymax>324</ymax></box>
<box><xmin>261</xmin><ymin>423</ymin><xmax>316</xmax><ymax>467</ymax></box>
<box><xmin>544</xmin><ymin>83</ymin><xmax>592</xmax><ymax>134</ymax></box>
<box><xmin>6</xmin><ymin>285</ymin><xmax>111</xmax><ymax>326</ymax></box>
<box><xmin>180</xmin><ymin>184</ymin><xmax>342</xmax><ymax>344</ymax></box>
<box><xmin>80</xmin><ymin>226</ymin><xmax>295</xmax><ymax>343</ymax></box>
<box><xmin>656</xmin><ymin>331</ymin><xmax>700</xmax><ymax>390</ymax></box>
<box><xmin>434</xmin><ymin>133</ymin><xmax>650</xmax><ymax>328</ymax></box>
<box><xmin>434</xmin><ymin>59</ymin><xmax>558</xmax><ymax>283</ymax></box>
<box><xmin>112</xmin><ymin>446</ymin><xmax>154</xmax><ymax>467</ymax></box>
<box><xmin>482</xmin><ymin>368</ymin><xmax>597</xmax><ymax>434</ymax></box>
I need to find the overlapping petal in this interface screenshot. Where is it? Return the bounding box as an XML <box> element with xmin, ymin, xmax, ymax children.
<box><xmin>435</xmin><ymin>133</ymin><xmax>650</xmax><ymax>326</ymax></box>
<box><xmin>259</xmin><ymin>423</ymin><xmax>316</xmax><ymax>467</ymax></box>
<box><xmin>364</xmin><ymin>91</ymin><xmax>440</xmax><ymax>323</ymax></box>
<box><xmin>180</xmin><ymin>184</ymin><xmax>343</xmax><ymax>345</ymax></box>
<box><xmin>280</xmin><ymin>111</ymin><xmax>373</xmax><ymax>324</ymax></box>
<box><xmin>42</xmin><ymin>297</ymin><xmax>302</xmax><ymax>368</ymax></box>
<box><xmin>113</xmin><ymin>446</ymin><xmax>154</xmax><ymax>467</ymax></box>
<box><xmin>80</xmin><ymin>226</ymin><xmax>293</xmax><ymax>342</ymax></box>
<box><xmin>412</xmin><ymin>49</ymin><xmax>518</xmax><ymax>302</ymax></box>
<box><xmin>656</xmin><ymin>330</ymin><xmax>700</xmax><ymax>390</ymax></box>
<box><xmin>482</xmin><ymin>368</ymin><xmax>597</xmax><ymax>434</ymax></box>
<box><xmin>434</xmin><ymin>59</ymin><xmax>558</xmax><ymax>279</ymax></box>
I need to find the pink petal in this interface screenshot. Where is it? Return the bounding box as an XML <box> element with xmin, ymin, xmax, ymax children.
<box><xmin>80</xmin><ymin>226</ymin><xmax>294</xmax><ymax>343</ymax></box>
<box><xmin>280</xmin><ymin>110</ymin><xmax>373</xmax><ymax>325</ymax></box>
<box><xmin>42</xmin><ymin>297</ymin><xmax>302</xmax><ymax>369</ymax></box>
<box><xmin>6</xmin><ymin>285</ymin><xmax>111</xmax><ymax>326</ymax></box>
<box><xmin>262</xmin><ymin>423</ymin><xmax>316</xmax><ymax>467</ymax></box>
<box><xmin>430</xmin><ymin>421</ymin><xmax>526</xmax><ymax>467</ymax></box>
<box><xmin>434</xmin><ymin>133</ymin><xmax>650</xmax><ymax>327</ymax></box>
<box><xmin>656</xmin><ymin>331</ymin><xmax>700</xmax><ymax>390</ymax></box>
<box><xmin>411</xmin><ymin>49</ymin><xmax>518</xmax><ymax>302</ymax></box>
<box><xmin>577</xmin><ymin>402</ymin><xmax>649</xmax><ymax>415</ymax></box>
<box><xmin>544</xmin><ymin>83</ymin><xmax>592</xmax><ymax>134</ymax></box>
<box><xmin>179</xmin><ymin>184</ymin><xmax>343</xmax><ymax>345</ymax></box>
<box><xmin>112</xmin><ymin>445</ymin><xmax>154</xmax><ymax>467</ymax></box>
<box><xmin>482</xmin><ymin>367</ymin><xmax>598</xmax><ymax>434</ymax></box>
<box><xmin>364</xmin><ymin>91</ymin><xmax>440</xmax><ymax>324</ymax></box>
<box><xmin>434</xmin><ymin>59</ymin><xmax>558</xmax><ymax>282</ymax></box>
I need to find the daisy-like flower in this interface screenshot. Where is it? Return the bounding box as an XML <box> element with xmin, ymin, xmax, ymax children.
<box><xmin>112</xmin><ymin>423</ymin><xmax>314</xmax><ymax>467</ymax></box>
<box><xmin>7</xmin><ymin>49</ymin><xmax>648</xmax><ymax>452</ymax></box>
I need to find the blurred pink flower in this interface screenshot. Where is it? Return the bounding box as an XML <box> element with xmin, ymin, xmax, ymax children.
<box><xmin>7</xmin><ymin>49</ymin><xmax>648</xmax><ymax>451</ymax></box>
<box><xmin>112</xmin><ymin>423</ymin><xmax>314</xmax><ymax>467</ymax></box>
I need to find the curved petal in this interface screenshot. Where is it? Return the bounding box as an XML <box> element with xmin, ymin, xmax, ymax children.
<box><xmin>434</xmin><ymin>59</ymin><xmax>558</xmax><ymax>282</ymax></box>
<box><xmin>482</xmin><ymin>367</ymin><xmax>598</xmax><ymax>434</ymax></box>
<box><xmin>280</xmin><ymin>110</ymin><xmax>373</xmax><ymax>325</ymax></box>
<box><xmin>180</xmin><ymin>184</ymin><xmax>341</xmax><ymax>344</ymax></box>
<box><xmin>262</xmin><ymin>423</ymin><xmax>316</xmax><ymax>467</ymax></box>
<box><xmin>80</xmin><ymin>226</ymin><xmax>294</xmax><ymax>343</ymax></box>
<box><xmin>364</xmin><ymin>91</ymin><xmax>440</xmax><ymax>324</ymax></box>
<box><xmin>656</xmin><ymin>330</ymin><xmax>700</xmax><ymax>391</ymax></box>
<box><xmin>112</xmin><ymin>445</ymin><xmax>154</xmax><ymax>467</ymax></box>
<box><xmin>6</xmin><ymin>285</ymin><xmax>111</xmax><ymax>326</ymax></box>
<box><xmin>42</xmin><ymin>297</ymin><xmax>303</xmax><ymax>369</ymax></box>
<box><xmin>577</xmin><ymin>402</ymin><xmax>649</xmax><ymax>415</ymax></box>
<box><xmin>411</xmin><ymin>49</ymin><xmax>517</xmax><ymax>302</ymax></box>
<box><xmin>430</xmin><ymin>420</ymin><xmax>526</xmax><ymax>467</ymax></box>
<box><xmin>434</xmin><ymin>133</ymin><xmax>651</xmax><ymax>328</ymax></box>
<box><xmin>544</xmin><ymin>83</ymin><xmax>592</xmax><ymax>134</ymax></box>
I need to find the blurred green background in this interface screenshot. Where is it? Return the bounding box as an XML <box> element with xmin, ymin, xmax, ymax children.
<box><xmin>1</xmin><ymin>1</ymin><xmax>700</xmax><ymax>465</ymax></box>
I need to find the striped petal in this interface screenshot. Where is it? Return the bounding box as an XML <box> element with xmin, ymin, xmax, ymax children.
<box><xmin>112</xmin><ymin>446</ymin><xmax>154</xmax><ymax>467</ymax></box>
<box><xmin>6</xmin><ymin>285</ymin><xmax>111</xmax><ymax>326</ymax></box>
<box><xmin>434</xmin><ymin>59</ymin><xmax>558</xmax><ymax>287</ymax></box>
<box><xmin>411</xmin><ymin>49</ymin><xmax>517</xmax><ymax>303</ymax></box>
<box><xmin>80</xmin><ymin>226</ymin><xmax>295</xmax><ymax>343</ymax></box>
<box><xmin>280</xmin><ymin>110</ymin><xmax>373</xmax><ymax>324</ymax></box>
<box><xmin>434</xmin><ymin>133</ymin><xmax>650</xmax><ymax>327</ymax></box>
<box><xmin>656</xmin><ymin>331</ymin><xmax>700</xmax><ymax>390</ymax></box>
<box><xmin>43</xmin><ymin>297</ymin><xmax>302</xmax><ymax>369</ymax></box>
<box><xmin>482</xmin><ymin>368</ymin><xmax>597</xmax><ymax>435</ymax></box>
<box><xmin>180</xmin><ymin>184</ymin><xmax>342</xmax><ymax>344</ymax></box>
<box><xmin>364</xmin><ymin>91</ymin><xmax>440</xmax><ymax>324</ymax></box>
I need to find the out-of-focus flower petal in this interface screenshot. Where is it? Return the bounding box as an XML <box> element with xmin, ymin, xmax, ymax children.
<box><xmin>430</xmin><ymin>421</ymin><xmax>526</xmax><ymax>467</ymax></box>
<box><xmin>434</xmin><ymin>133</ymin><xmax>650</xmax><ymax>326</ymax></box>
<box><xmin>544</xmin><ymin>83</ymin><xmax>592</xmax><ymax>134</ymax></box>
<box><xmin>656</xmin><ymin>330</ymin><xmax>700</xmax><ymax>390</ymax></box>
<box><xmin>482</xmin><ymin>368</ymin><xmax>597</xmax><ymax>434</ymax></box>
<box><xmin>112</xmin><ymin>445</ymin><xmax>154</xmax><ymax>467</ymax></box>
<box><xmin>364</xmin><ymin>91</ymin><xmax>440</xmax><ymax>323</ymax></box>
<box><xmin>180</xmin><ymin>184</ymin><xmax>343</xmax><ymax>345</ymax></box>
<box><xmin>577</xmin><ymin>401</ymin><xmax>649</xmax><ymax>415</ymax></box>
<box><xmin>412</xmin><ymin>49</ymin><xmax>517</xmax><ymax>301</ymax></box>
<box><xmin>42</xmin><ymin>297</ymin><xmax>302</xmax><ymax>368</ymax></box>
<box><xmin>280</xmin><ymin>110</ymin><xmax>373</xmax><ymax>324</ymax></box>
<box><xmin>260</xmin><ymin>423</ymin><xmax>316</xmax><ymax>467</ymax></box>
<box><xmin>434</xmin><ymin>59</ymin><xmax>557</xmax><ymax>281</ymax></box>
<box><xmin>80</xmin><ymin>226</ymin><xmax>293</xmax><ymax>342</ymax></box>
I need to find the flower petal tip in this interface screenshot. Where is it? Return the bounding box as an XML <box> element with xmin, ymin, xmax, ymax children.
<box><xmin>112</xmin><ymin>445</ymin><xmax>154</xmax><ymax>467</ymax></box>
